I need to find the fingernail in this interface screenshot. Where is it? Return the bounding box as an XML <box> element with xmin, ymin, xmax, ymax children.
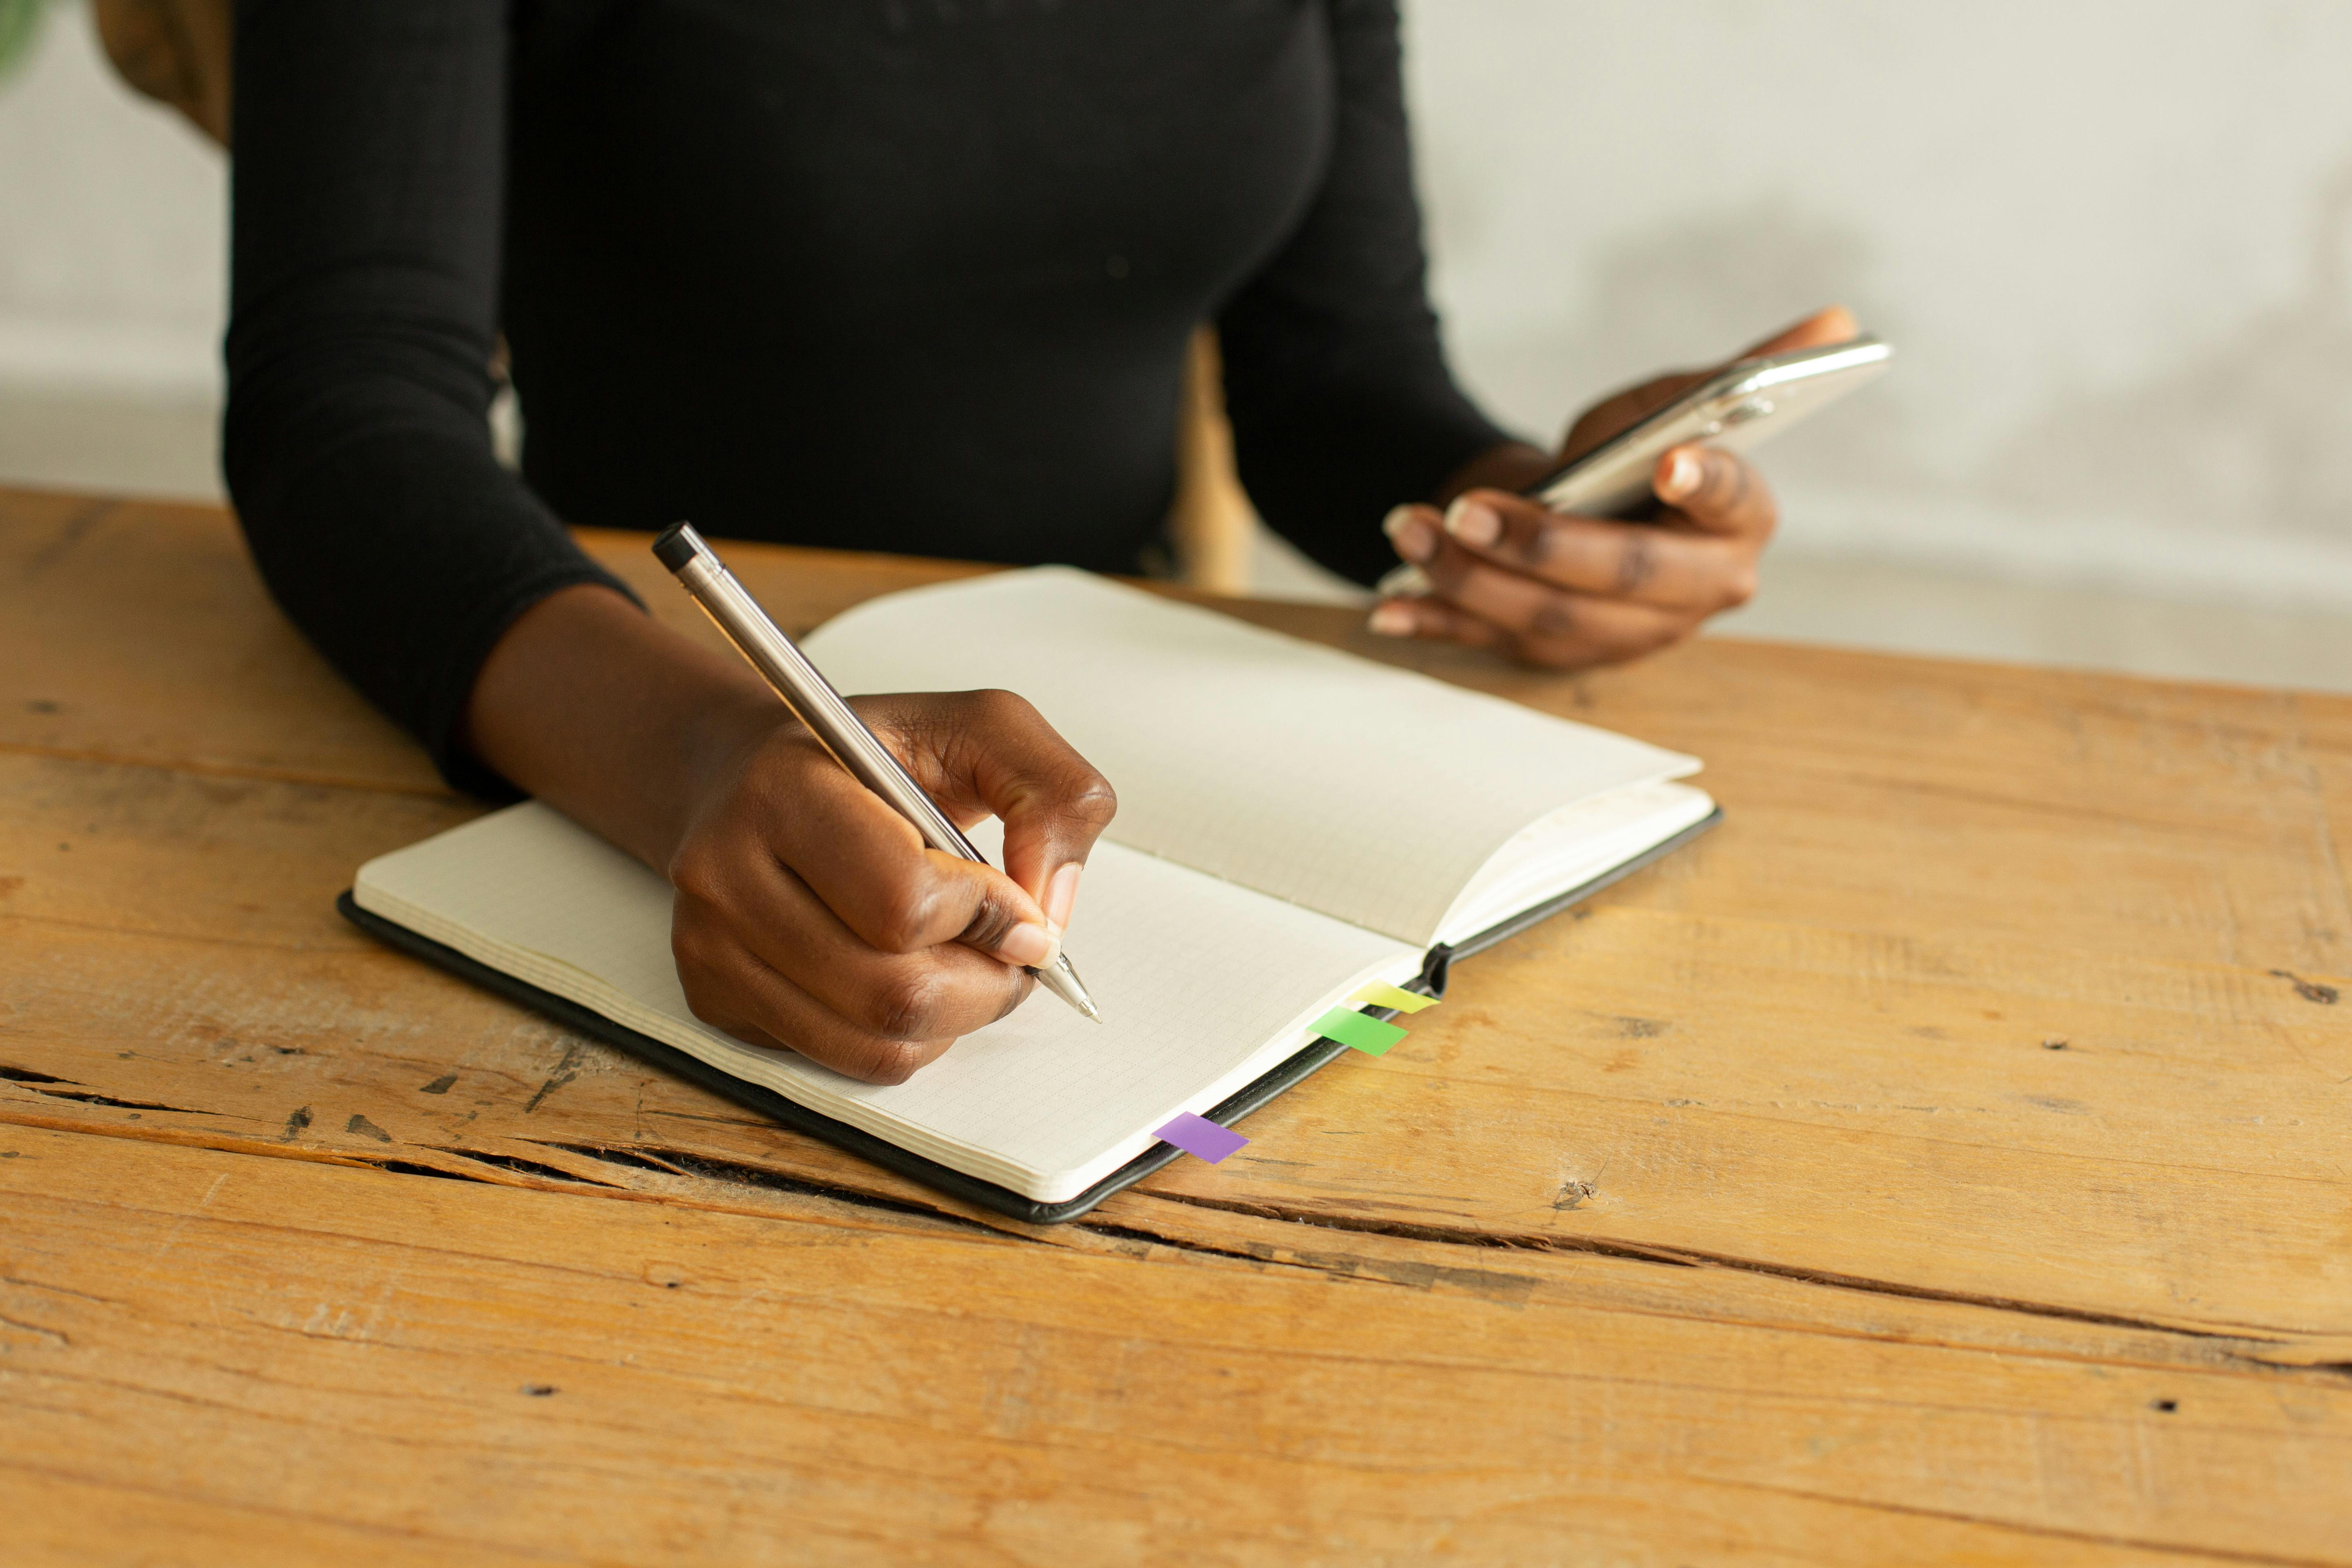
<box><xmin>1386</xmin><ymin>513</ymin><xmax>1435</xmax><ymax>564</ymax></box>
<box><xmin>1443</xmin><ymin>496</ymin><xmax>1501</xmax><ymax>548</ymax></box>
<box><xmin>1367</xmin><ymin>601</ymin><xmax>1416</xmax><ymax>637</ymax></box>
<box><xmin>1043</xmin><ymin>862</ymin><xmax>1082</xmax><ymax>934</ymax></box>
<box><xmin>1662</xmin><ymin>450</ymin><xmax>1702</xmax><ymax>499</ymax></box>
<box><xmin>1381</xmin><ymin>504</ymin><xmax>1418</xmax><ymax>541</ymax></box>
<box><xmin>998</xmin><ymin>922</ymin><xmax>1052</xmax><ymax>968</ymax></box>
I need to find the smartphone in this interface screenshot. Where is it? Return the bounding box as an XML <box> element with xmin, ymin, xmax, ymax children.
<box><xmin>1524</xmin><ymin>333</ymin><xmax>1891</xmax><ymax>519</ymax></box>
<box><xmin>1378</xmin><ymin>332</ymin><xmax>1891</xmax><ymax>597</ymax></box>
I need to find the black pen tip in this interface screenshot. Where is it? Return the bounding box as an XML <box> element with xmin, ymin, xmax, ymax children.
<box><xmin>652</xmin><ymin>522</ymin><xmax>699</xmax><ymax>572</ymax></box>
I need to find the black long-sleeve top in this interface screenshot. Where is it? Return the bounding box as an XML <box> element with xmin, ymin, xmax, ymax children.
<box><xmin>224</xmin><ymin>0</ymin><xmax>1513</xmax><ymax>793</ymax></box>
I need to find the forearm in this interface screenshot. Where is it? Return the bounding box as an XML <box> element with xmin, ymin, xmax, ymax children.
<box><xmin>464</xmin><ymin>584</ymin><xmax>1116</xmax><ymax>1086</ymax></box>
<box><xmin>1221</xmin><ymin>378</ymin><xmax>1516</xmax><ymax>584</ymax></box>
<box><xmin>462</xmin><ymin>585</ymin><xmax>777</xmax><ymax>871</ymax></box>
<box><xmin>229</xmin><ymin>0</ymin><xmax>648</xmax><ymax>794</ymax></box>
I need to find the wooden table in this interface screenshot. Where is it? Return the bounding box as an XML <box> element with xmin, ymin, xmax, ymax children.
<box><xmin>3</xmin><ymin>486</ymin><xmax>2346</xmax><ymax>1565</ymax></box>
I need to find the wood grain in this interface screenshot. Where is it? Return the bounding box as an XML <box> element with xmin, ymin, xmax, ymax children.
<box><xmin>8</xmin><ymin>1125</ymin><xmax>2348</xmax><ymax>1566</ymax></box>
<box><xmin>4</xmin><ymin>485</ymin><xmax>2349</xmax><ymax>1563</ymax></box>
<box><xmin>5</xmin><ymin>748</ymin><xmax>2346</xmax><ymax>1342</ymax></box>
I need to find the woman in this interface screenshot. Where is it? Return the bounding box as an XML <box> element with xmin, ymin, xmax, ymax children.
<box><xmin>226</xmin><ymin>0</ymin><xmax>1848</xmax><ymax>1082</ymax></box>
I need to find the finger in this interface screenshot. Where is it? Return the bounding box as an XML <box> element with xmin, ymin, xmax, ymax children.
<box><xmin>1383</xmin><ymin>573</ymin><xmax>1690</xmax><ymax>669</ymax></box>
<box><xmin>672</xmin><ymin>919</ymin><xmax>988</xmax><ymax>1085</ymax></box>
<box><xmin>718</xmin><ymin>748</ymin><xmax>1054</xmax><ymax>965</ymax></box>
<box><xmin>1511</xmin><ymin>596</ymin><xmax>1695</xmax><ymax>669</ymax></box>
<box><xmin>1366</xmin><ymin>594</ymin><xmax>1504</xmax><ymax>648</ymax></box>
<box><xmin>1652</xmin><ymin>446</ymin><xmax>1778</xmax><ymax>542</ymax></box>
<box><xmin>672</xmin><ymin>827</ymin><xmax>1032</xmax><ymax>1043</ymax></box>
<box><xmin>1438</xmin><ymin>490</ymin><xmax>1757</xmax><ymax>612</ymax></box>
<box><xmin>1737</xmin><ymin>303</ymin><xmax>1858</xmax><ymax>361</ymax></box>
<box><xmin>1414</xmin><ymin>534</ymin><xmax>1693</xmax><ymax>659</ymax></box>
<box><xmin>1381</xmin><ymin>503</ymin><xmax>1443</xmax><ymax>575</ymax></box>
<box><xmin>865</xmin><ymin>689</ymin><xmax>1117</xmax><ymax>938</ymax></box>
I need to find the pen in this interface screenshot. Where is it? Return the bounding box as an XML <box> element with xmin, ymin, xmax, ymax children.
<box><xmin>653</xmin><ymin>523</ymin><xmax>1101</xmax><ymax>1022</ymax></box>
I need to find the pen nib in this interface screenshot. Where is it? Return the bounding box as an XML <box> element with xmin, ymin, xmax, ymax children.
<box><xmin>1034</xmin><ymin>951</ymin><xmax>1101</xmax><ymax>1022</ymax></box>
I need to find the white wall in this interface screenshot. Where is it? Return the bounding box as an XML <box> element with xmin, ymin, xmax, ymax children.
<box><xmin>0</xmin><ymin>0</ymin><xmax>222</xmax><ymax>400</ymax></box>
<box><xmin>5</xmin><ymin>0</ymin><xmax>2352</xmax><ymax>618</ymax></box>
<box><xmin>1403</xmin><ymin>0</ymin><xmax>2352</xmax><ymax>610</ymax></box>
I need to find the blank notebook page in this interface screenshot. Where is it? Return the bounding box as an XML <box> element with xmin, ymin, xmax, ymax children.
<box><xmin>801</xmin><ymin>568</ymin><xmax>1699</xmax><ymax>946</ymax></box>
<box><xmin>355</xmin><ymin>804</ymin><xmax>1416</xmax><ymax>1202</ymax></box>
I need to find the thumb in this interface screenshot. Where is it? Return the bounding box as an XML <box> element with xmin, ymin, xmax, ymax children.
<box><xmin>979</xmin><ymin>730</ymin><xmax>1119</xmax><ymax>948</ymax></box>
<box><xmin>919</xmin><ymin>849</ymin><xmax>1061</xmax><ymax>969</ymax></box>
<box><xmin>876</xmin><ymin>688</ymin><xmax>1119</xmax><ymax>945</ymax></box>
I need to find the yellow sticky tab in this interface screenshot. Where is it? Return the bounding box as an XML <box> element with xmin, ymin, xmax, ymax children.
<box><xmin>1350</xmin><ymin>980</ymin><xmax>1439</xmax><ymax>1014</ymax></box>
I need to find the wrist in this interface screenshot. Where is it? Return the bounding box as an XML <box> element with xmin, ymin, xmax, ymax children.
<box><xmin>466</xmin><ymin>584</ymin><xmax>782</xmax><ymax>870</ymax></box>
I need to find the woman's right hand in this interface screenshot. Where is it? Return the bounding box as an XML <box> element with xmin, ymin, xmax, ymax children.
<box><xmin>665</xmin><ymin>689</ymin><xmax>1116</xmax><ymax>1082</ymax></box>
<box><xmin>465</xmin><ymin>585</ymin><xmax>1116</xmax><ymax>1085</ymax></box>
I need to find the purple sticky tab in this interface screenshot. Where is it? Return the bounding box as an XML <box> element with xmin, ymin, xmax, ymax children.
<box><xmin>1156</xmin><ymin>1112</ymin><xmax>1248</xmax><ymax>1164</ymax></box>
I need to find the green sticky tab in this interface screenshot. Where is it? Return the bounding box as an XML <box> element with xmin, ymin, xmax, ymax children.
<box><xmin>1349</xmin><ymin>980</ymin><xmax>1439</xmax><ymax>1014</ymax></box>
<box><xmin>1312</xmin><ymin>1007</ymin><xmax>1410</xmax><ymax>1057</ymax></box>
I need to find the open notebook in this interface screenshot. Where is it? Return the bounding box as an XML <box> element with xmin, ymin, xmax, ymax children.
<box><xmin>345</xmin><ymin>568</ymin><xmax>1717</xmax><ymax>1221</ymax></box>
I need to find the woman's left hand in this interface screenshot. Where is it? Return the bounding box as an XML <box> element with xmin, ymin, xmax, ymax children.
<box><xmin>1369</xmin><ymin>306</ymin><xmax>1857</xmax><ymax>668</ymax></box>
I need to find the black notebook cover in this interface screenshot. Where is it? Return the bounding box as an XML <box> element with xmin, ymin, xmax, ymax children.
<box><xmin>338</xmin><ymin>808</ymin><xmax>1718</xmax><ymax>1224</ymax></box>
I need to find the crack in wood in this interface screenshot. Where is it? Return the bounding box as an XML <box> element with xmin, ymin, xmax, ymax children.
<box><xmin>517</xmin><ymin>1139</ymin><xmax>690</xmax><ymax>1177</ymax></box>
<box><xmin>624</xmin><ymin>1146</ymin><xmax>1002</xmax><ymax>1233</ymax></box>
<box><xmin>1709</xmin><ymin>1472</ymin><xmax>2340</xmax><ymax>1568</ymax></box>
<box><xmin>422</xmin><ymin>1137</ymin><xmax>1005</xmax><ymax>1235</ymax></box>
<box><xmin>368</xmin><ymin>1160</ymin><xmax>481</xmax><ymax>1184</ymax></box>
<box><xmin>0</xmin><ymin>1310</ymin><xmax>71</xmax><ymax>1347</ymax></box>
<box><xmin>436</xmin><ymin>1148</ymin><xmax>626</xmax><ymax>1188</ymax></box>
<box><xmin>1069</xmin><ymin>1220</ymin><xmax>1298</xmax><ymax>1268</ymax></box>
<box><xmin>1136</xmin><ymin>1192</ymin><xmax>2339</xmax><ymax>1363</ymax></box>
<box><xmin>1147</xmin><ymin>1192</ymin><xmax>1701</xmax><ymax>1267</ymax></box>
<box><xmin>1068</xmin><ymin>1219</ymin><xmax>1546</xmax><ymax>1302</ymax></box>
<box><xmin>0</xmin><ymin>1274</ymin><xmax>121</xmax><ymax>1309</ymax></box>
<box><xmin>16</xmin><ymin>1111</ymin><xmax>2346</xmax><ymax>1382</ymax></box>
<box><xmin>2</xmin><ymin>1076</ymin><xmax>226</xmax><ymax>1117</ymax></box>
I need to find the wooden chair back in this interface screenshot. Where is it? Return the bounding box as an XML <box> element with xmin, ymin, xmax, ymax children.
<box><xmin>94</xmin><ymin>0</ymin><xmax>229</xmax><ymax>146</ymax></box>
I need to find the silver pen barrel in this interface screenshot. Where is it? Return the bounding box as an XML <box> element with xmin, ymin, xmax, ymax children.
<box><xmin>654</xmin><ymin>523</ymin><xmax>1099</xmax><ymax>1022</ymax></box>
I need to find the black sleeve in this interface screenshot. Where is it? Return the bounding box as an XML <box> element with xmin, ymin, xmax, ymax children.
<box><xmin>1214</xmin><ymin>0</ymin><xmax>1519</xmax><ymax>587</ymax></box>
<box><xmin>223</xmin><ymin>0</ymin><xmax>634</xmax><ymax>797</ymax></box>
